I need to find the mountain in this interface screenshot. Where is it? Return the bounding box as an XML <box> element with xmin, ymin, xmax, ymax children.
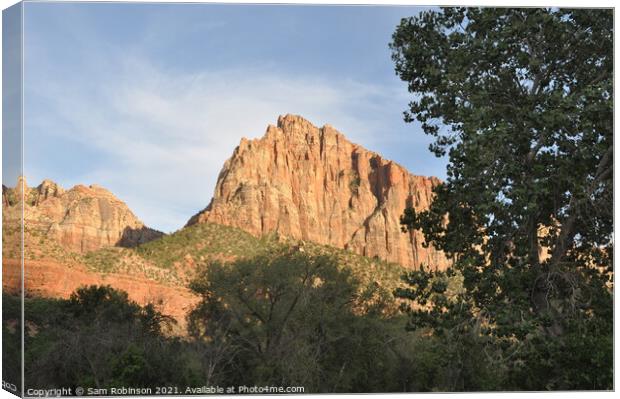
<box><xmin>1</xmin><ymin>116</ymin><xmax>451</xmax><ymax>331</ymax></box>
<box><xmin>3</xmin><ymin>220</ymin><xmax>406</xmax><ymax>331</ymax></box>
<box><xmin>2</xmin><ymin>177</ymin><xmax>408</xmax><ymax>331</ymax></box>
<box><xmin>2</xmin><ymin>177</ymin><xmax>163</xmax><ymax>253</ymax></box>
<box><xmin>188</xmin><ymin>114</ymin><xmax>450</xmax><ymax>270</ymax></box>
<box><xmin>2</xmin><ymin>178</ymin><xmax>193</xmax><ymax>330</ymax></box>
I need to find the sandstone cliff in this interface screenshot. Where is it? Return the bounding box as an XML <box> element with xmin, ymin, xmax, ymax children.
<box><xmin>188</xmin><ymin>115</ymin><xmax>450</xmax><ymax>270</ymax></box>
<box><xmin>2</xmin><ymin>178</ymin><xmax>163</xmax><ymax>253</ymax></box>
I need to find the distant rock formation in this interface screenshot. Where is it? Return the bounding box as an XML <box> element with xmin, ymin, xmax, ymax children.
<box><xmin>188</xmin><ymin>114</ymin><xmax>450</xmax><ymax>270</ymax></box>
<box><xmin>2</xmin><ymin>177</ymin><xmax>163</xmax><ymax>253</ymax></box>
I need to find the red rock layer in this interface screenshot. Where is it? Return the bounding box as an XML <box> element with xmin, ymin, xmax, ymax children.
<box><xmin>2</xmin><ymin>259</ymin><xmax>198</xmax><ymax>332</ymax></box>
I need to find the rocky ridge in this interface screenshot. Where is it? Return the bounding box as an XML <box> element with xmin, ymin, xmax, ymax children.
<box><xmin>2</xmin><ymin>177</ymin><xmax>164</xmax><ymax>253</ymax></box>
<box><xmin>188</xmin><ymin>114</ymin><xmax>450</xmax><ymax>270</ymax></box>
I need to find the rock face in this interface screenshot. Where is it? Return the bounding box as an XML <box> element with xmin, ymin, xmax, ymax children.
<box><xmin>2</xmin><ymin>258</ymin><xmax>198</xmax><ymax>333</ymax></box>
<box><xmin>188</xmin><ymin>115</ymin><xmax>450</xmax><ymax>270</ymax></box>
<box><xmin>2</xmin><ymin>178</ymin><xmax>163</xmax><ymax>253</ymax></box>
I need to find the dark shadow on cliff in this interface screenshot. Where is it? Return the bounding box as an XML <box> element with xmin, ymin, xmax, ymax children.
<box><xmin>118</xmin><ymin>226</ymin><xmax>165</xmax><ymax>248</ymax></box>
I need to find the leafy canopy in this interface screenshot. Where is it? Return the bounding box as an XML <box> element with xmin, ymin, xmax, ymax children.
<box><xmin>188</xmin><ymin>249</ymin><xmax>418</xmax><ymax>392</ymax></box>
<box><xmin>22</xmin><ymin>286</ymin><xmax>194</xmax><ymax>390</ymax></box>
<box><xmin>391</xmin><ymin>7</ymin><xmax>612</xmax><ymax>390</ymax></box>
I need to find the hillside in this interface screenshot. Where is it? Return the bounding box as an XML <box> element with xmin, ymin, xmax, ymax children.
<box><xmin>137</xmin><ymin>222</ymin><xmax>408</xmax><ymax>312</ymax></box>
<box><xmin>3</xmin><ymin>213</ymin><xmax>411</xmax><ymax>329</ymax></box>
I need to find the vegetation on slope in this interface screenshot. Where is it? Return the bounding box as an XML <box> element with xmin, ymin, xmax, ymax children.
<box><xmin>5</xmin><ymin>212</ymin><xmax>410</xmax><ymax>294</ymax></box>
<box><xmin>134</xmin><ymin>222</ymin><xmax>409</xmax><ymax>313</ymax></box>
<box><xmin>136</xmin><ymin>222</ymin><xmax>274</xmax><ymax>269</ymax></box>
<box><xmin>12</xmin><ymin>259</ymin><xmax>471</xmax><ymax>393</ymax></box>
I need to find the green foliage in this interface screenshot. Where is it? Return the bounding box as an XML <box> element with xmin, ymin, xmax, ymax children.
<box><xmin>6</xmin><ymin>8</ymin><xmax>612</xmax><ymax>392</ymax></box>
<box><xmin>22</xmin><ymin>286</ymin><xmax>201</xmax><ymax>391</ymax></box>
<box><xmin>81</xmin><ymin>247</ymin><xmax>180</xmax><ymax>284</ymax></box>
<box><xmin>2</xmin><ymin>294</ymin><xmax>22</xmax><ymax>391</ymax></box>
<box><xmin>187</xmin><ymin>250</ymin><xmax>418</xmax><ymax>392</ymax></box>
<box><xmin>136</xmin><ymin>222</ymin><xmax>273</xmax><ymax>269</ymax></box>
<box><xmin>66</xmin><ymin>285</ymin><xmax>175</xmax><ymax>332</ymax></box>
<box><xmin>110</xmin><ymin>345</ymin><xmax>149</xmax><ymax>386</ymax></box>
<box><xmin>83</xmin><ymin>248</ymin><xmax>123</xmax><ymax>273</ymax></box>
<box><xmin>391</xmin><ymin>7</ymin><xmax>612</xmax><ymax>390</ymax></box>
<box><xmin>137</xmin><ymin>221</ymin><xmax>406</xmax><ymax>304</ymax></box>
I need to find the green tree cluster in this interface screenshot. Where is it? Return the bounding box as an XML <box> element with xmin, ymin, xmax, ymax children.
<box><xmin>14</xmin><ymin>252</ymin><xmax>452</xmax><ymax>393</ymax></box>
<box><xmin>21</xmin><ymin>286</ymin><xmax>202</xmax><ymax>391</ymax></box>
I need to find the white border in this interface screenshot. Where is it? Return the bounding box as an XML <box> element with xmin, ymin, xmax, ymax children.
<box><xmin>0</xmin><ymin>2</ymin><xmax>617</xmax><ymax>399</ymax></box>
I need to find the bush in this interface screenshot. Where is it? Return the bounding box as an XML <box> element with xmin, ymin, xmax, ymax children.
<box><xmin>23</xmin><ymin>286</ymin><xmax>199</xmax><ymax>390</ymax></box>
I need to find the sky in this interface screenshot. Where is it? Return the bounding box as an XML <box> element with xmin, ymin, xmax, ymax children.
<box><xmin>20</xmin><ymin>2</ymin><xmax>446</xmax><ymax>233</ymax></box>
<box><xmin>2</xmin><ymin>3</ymin><xmax>22</xmax><ymax>186</ymax></box>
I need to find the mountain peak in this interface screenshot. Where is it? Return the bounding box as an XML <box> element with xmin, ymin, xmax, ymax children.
<box><xmin>277</xmin><ymin>113</ymin><xmax>316</xmax><ymax>130</ymax></box>
<box><xmin>188</xmin><ymin>115</ymin><xmax>449</xmax><ymax>270</ymax></box>
<box><xmin>3</xmin><ymin>178</ymin><xmax>163</xmax><ymax>253</ymax></box>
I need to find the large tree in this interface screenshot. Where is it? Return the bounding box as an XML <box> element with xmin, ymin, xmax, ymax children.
<box><xmin>391</xmin><ymin>8</ymin><xmax>612</xmax><ymax>390</ymax></box>
<box><xmin>187</xmin><ymin>249</ymin><xmax>421</xmax><ymax>392</ymax></box>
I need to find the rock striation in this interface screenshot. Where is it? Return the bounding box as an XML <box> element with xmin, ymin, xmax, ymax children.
<box><xmin>188</xmin><ymin>115</ymin><xmax>450</xmax><ymax>270</ymax></box>
<box><xmin>2</xmin><ymin>178</ymin><xmax>164</xmax><ymax>253</ymax></box>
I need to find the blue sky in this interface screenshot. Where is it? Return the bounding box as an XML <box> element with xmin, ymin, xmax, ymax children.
<box><xmin>22</xmin><ymin>2</ymin><xmax>446</xmax><ymax>233</ymax></box>
<box><xmin>2</xmin><ymin>3</ymin><xmax>22</xmax><ymax>186</ymax></box>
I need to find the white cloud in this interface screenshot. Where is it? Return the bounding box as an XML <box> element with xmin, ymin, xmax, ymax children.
<box><xmin>24</xmin><ymin>57</ymin><xmax>411</xmax><ymax>233</ymax></box>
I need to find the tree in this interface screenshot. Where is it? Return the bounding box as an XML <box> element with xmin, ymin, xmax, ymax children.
<box><xmin>390</xmin><ymin>8</ymin><xmax>612</xmax><ymax>390</ymax></box>
<box><xmin>23</xmin><ymin>286</ymin><xmax>198</xmax><ymax>390</ymax></box>
<box><xmin>187</xmin><ymin>249</ymin><xmax>419</xmax><ymax>392</ymax></box>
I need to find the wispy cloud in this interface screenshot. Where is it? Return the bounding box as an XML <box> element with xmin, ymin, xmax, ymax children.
<box><xmin>25</xmin><ymin>56</ymin><xmax>411</xmax><ymax>232</ymax></box>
